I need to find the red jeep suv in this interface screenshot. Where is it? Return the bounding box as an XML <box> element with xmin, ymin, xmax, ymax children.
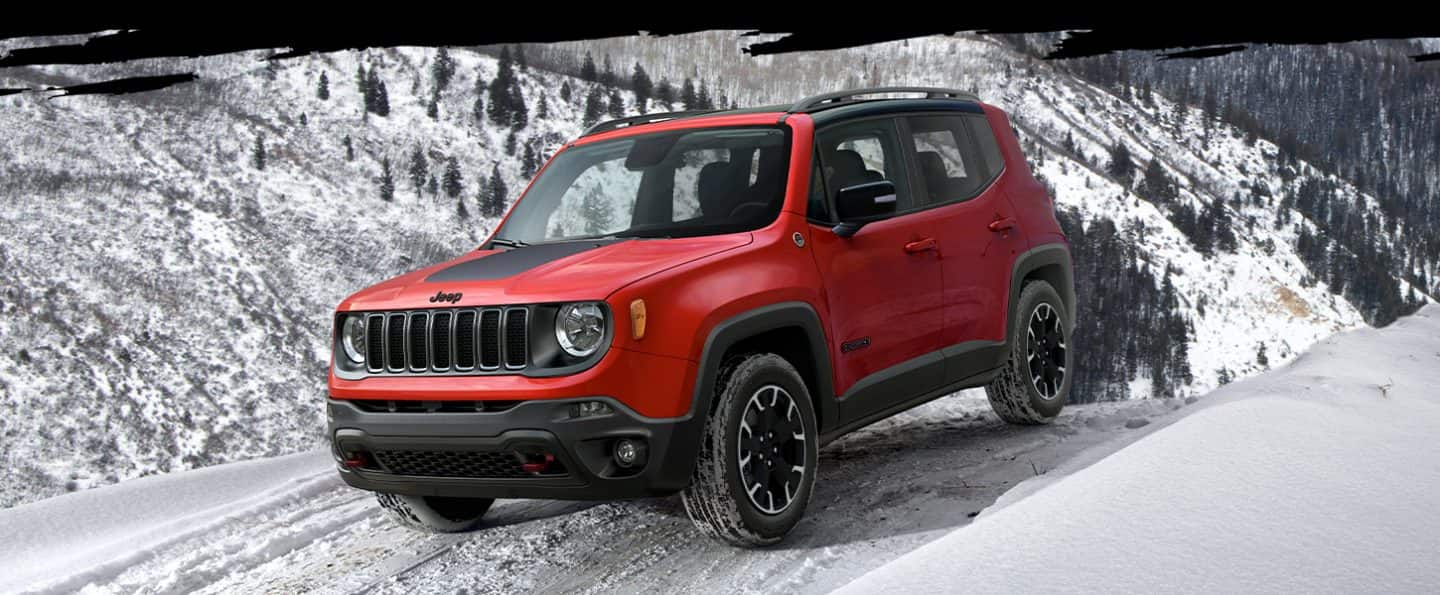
<box><xmin>328</xmin><ymin>87</ymin><xmax>1075</xmax><ymax>546</ymax></box>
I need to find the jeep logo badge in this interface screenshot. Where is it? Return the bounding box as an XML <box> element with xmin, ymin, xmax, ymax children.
<box><xmin>429</xmin><ymin>290</ymin><xmax>463</xmax><ymax>304</ymax></box>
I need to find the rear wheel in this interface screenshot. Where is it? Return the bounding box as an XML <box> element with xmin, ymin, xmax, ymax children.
<box><xmin>986</xmin><ymin>281</ymin><xmax>1072</xmax><ymax>424</ymax></box>
<box><xmin>376</xmin><ymin>493</ymin><xmax>494</xmax><ymax>533</ymax></box>
<box><xmin>683</xmin><ymin>353</ymin><xmax>818</xmax><ymax>547</ymax></box>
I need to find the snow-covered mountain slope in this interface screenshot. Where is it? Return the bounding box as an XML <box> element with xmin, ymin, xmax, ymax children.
<box><xmin>841</xmin><ymin>304</ymin><xmax>1440</xmax><ymax>594</ymax></box>
<box><xmin>0</xmin><ymin>47</ymin><xmax>594</xmax><ymax>507</ymax></box>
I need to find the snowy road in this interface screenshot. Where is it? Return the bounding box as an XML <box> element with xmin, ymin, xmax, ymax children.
<box><xmin>2</xmin><ymin>392</ymin><xmax>1183</xmax><ymax>594</ymax></box>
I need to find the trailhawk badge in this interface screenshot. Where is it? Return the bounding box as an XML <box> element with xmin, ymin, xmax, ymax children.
<box><xmin>428</xmin><ymin>290</ymin><xmax>463</xmax><ymax>304</ymax></box>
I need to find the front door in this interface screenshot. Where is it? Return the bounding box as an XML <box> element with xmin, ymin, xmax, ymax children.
<box><xmin>807</xmin><ymin>118</ymin><xmax>946</xmax><ymax>417</ymax></box>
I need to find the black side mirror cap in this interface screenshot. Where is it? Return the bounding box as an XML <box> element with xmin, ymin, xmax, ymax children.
<box><xmin>832</xmin><ymin>180</ymin><xmax>897</xmax><ymax>238</ymax></box>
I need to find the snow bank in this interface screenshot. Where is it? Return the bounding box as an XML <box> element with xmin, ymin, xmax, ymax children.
<box><xmin>0</xmin><ymin>450</ymin><xmax>334</xmax><ymax>593</ymax></box>
<box><xmin>839</xmin><ymin>305</ymin><xmax>1440</xmax><ymax>594</ymax></box>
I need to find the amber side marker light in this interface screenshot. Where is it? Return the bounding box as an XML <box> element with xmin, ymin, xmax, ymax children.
<box><xmin>630</xmin><ymin>299</ymin><xmax>647</xmax><ymax>340</ymax></box>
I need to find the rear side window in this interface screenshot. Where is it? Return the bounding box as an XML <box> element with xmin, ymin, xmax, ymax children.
<box><xmin>966</xmin><ymin>115</ymin><xmax>1006</xmax><ymax>180</ymax></box>
<box><xmin>905</xmin><ymin>116</ymin><xmax>986</xmax><ymax>206</ymax></box>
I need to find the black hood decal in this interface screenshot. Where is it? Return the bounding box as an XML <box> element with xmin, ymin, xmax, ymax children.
<box><xmin>426</xmin><ymin>240</ymin><xmax>623</xmax><ymax>283</ymax></box>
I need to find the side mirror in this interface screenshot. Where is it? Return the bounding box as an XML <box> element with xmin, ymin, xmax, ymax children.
<box><xmin>832</xmin><ymin>180</ymin><xmax>897</xmax><ymax>238</ymax></box>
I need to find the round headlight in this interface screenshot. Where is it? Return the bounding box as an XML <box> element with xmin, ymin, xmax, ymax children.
<box><xmin>555</xmin><ymin>303</ymin><xmax>606</xmax><ymax>357</ymax></box>
<box><xmin>341</xmin><ymin>316</ymin><xmax>367</xmax><ymax>363</ymax></box>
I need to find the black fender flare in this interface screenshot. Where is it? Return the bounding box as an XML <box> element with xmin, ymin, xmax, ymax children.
<box><xmin>1005</xmin><ymin>243</ymin><xmax>1076</xmax><ymax>351</ymax></box>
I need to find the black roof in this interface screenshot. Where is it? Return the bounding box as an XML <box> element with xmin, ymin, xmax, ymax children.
<box><xmin>581</xmin><ymin>87</ymin><xmax>982</xmax><ymax>137</ymax></box>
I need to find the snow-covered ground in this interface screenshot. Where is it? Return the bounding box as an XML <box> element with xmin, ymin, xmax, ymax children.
<box><xmin>841</xmin><ymin>304</ymin><xmax>1440</xmax><ymax>594</ymax></box>
<box><xmin>6</xmin><ymin>306</ymin><xmax>1437</xmax><ymax>593</ymax></box>
<box><xmin>1</xmin><ymin>391</ymin><xmax>1182</xmax><ymax>594</ymax></box>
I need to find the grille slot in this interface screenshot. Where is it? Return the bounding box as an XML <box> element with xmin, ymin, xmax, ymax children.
<box><xmin>479</xmin><ymin>309</ymin><xmax>502</xmax><ymax>369</ymax></box>
<box><xmin>353</xmin><ymin>307</ymin><xmax>527</xmax><ymax>375</ymax></box>
<box><xmin>454</xmin><ymin>310</ymin><xmax>476</xmax><ymax>369</ymax></box>
<box><xmin>351</xmin><ymin>399</ymin><xmax>521</xmax><ymax>413</ymax></box>
<box><xmin>504</xmin><ymin>309</ymin><xmax>528</xmax><ymax>368</ymax></box>
<box><xmin>408</xmin><ymin>313</ymin><xmax>429</xmax><ymax>371</ymax></box>
<box><xmin>386</xmin><ymin>314</ymin><xmax>407</xmax><ymax>370</ymax></box>
<box><xmin>365</xmin><ymin>314</ymin><xmax>385</xmax><ymax>371</ymax></box>
<box><xmin>431</xmin><ymin>312</ymin><xmax>452</xmax><ymax>370</ymax></box>
<box><xmin>374</xmin><ymin>449</ymin><xmax>536</xmax><ymax>478</ymax></box>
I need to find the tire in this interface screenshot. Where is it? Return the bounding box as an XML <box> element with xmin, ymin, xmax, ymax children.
<box><xmin>376</xmin><ymin>493</ymin><xmax>494</xmax><ymax>533</ymax></box>
<box><xmin>986</xmin><ymin>280</ymin><xmax>1073</xmax><ymax>425</ymax></box>
<box><xmin>682</xmin><ymin>353</ymin><xmax>819</xmax><ymax>547</ymax></box>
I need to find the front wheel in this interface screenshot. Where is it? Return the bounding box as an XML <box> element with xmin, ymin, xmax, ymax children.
<box><xmin>985</xmin><ymin>280</ymin><xmax>1073</xmax><ymax>424</ymax></box>
<box><xmin>376</xmin><ymin>493</ymin><xmax>494</xmax><ymax>533</ymax></box>
<box><xmin>682</xmin><ymin>353</ymin><xmax>819</xmax><ymax>547</ymax></box>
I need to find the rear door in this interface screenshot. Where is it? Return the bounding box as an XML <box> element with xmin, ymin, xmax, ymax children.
<box><xmin>807</xmin><ymin>117</ymin><xmax>947</xmax><ymax>408</ymax></box>
<box><xmin>899</xmin><ymin>113</ymin><xmax>1020</xmax><ymax>383</ymax></box>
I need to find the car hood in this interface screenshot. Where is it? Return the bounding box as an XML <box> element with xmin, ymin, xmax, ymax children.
<box><xmin>338</xmin><ymin>235</ymin><xmax>752</xmax><ymax>311</ymax></box>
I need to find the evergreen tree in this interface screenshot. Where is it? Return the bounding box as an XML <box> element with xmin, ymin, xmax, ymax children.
<box><xmin>408</xmin><ymin>145</ymin><xmax>428</xmax><ymax>197</ymax></box>
<box><xmin>583</xmin><ymin>85</ymin><xmax>605</xmax><ymax>126</ymax></box>
<box><xmin>427</xmin><ymin>175</ymin><xmax>438</xmax><ymax>197</ymax></box>
<box><xmin>600</xmin><ymin>54</ymin><xmax>616</xmax><ymax>87</ymax></box>
<box><xmin>505</xmin><ymin>130</ymin><xmax>518</xmax><ymax>156</ymax></box>
<box><xmin>630</xmin><ymin>63</ymin><xmax>652</xmax><ymax>114</ymax></box>
<box><xmin>655</xmin><ymin>79</ymin><xmax>675</xmax><ymax>110</ymax></box>
<box><xmin>379</xmin><ymin>157</ymin><xmax>395</xmax><ymax>202</ymax></box>
<box><xmin>354</xmin><ymin>63</ymin><xmax>366</xmax><ymax>94</ymax></box>
<box><xmin>607</xmin><ymin>87</ymin><xmax>625</xmax><ymax>118</ymax></box>
<box><xmin>443</xmin><ymin>157</ymin><xmax>462</xmax><ymax>199</ymax></box>
<box><xmin>488</xmin><ymin>46</ymin><xmax>516</xmax><ymax>126</ymax></box>
<box><xmin>580</xmin><ymin>190</ymin><xmax>611</xmax><ymax>235</ymax></box>
<box><xmin>560</xmin><ymin>80</ymin><xmax>573</xmax><ymax>103</ymax></box>
<box><xmin>1256</xmin><ymin>343</ymin><xmax>1269</xmax><ymax>368</ymax></box>
<box><xmin>316</xmin><ymin>71</ymin><xmax>330</xmax><ymax>100</ymax></box>
<box><xmin>515</xmin><ymin>44</ymin><xmax>527</xmax><ymax>71</ymax></box>
<box><xmin>681</xmin><ymin>78</ymin><xmax>698</xmax><ymax>110</ymax></box>
<box><xmin>1107</xmin><ymin>141</ymin><xmax>1135</xmax><ymax>187</ymax></box>
<box><xmin>486</xmin><ymin>164</ymin><xmax>508</xmax><ymax>217</ymax></box>
<box><xmin>579</xmin><ymin>52</ymin><xmax>598</xmax><ymax>82</ymax></box>
<box><xmin>509</xmin><ymin>85</ymin><xmax>528</xmax><ymax>129</ymax></box>
<box><xmin>251</xmin><ymin>134</ymin><xmax>265</xmax><ymax>170</ymax></box>
<box><xmin>299</xmin><ymin>113</ymin><xmax>308</xmax><ymax>126</ymax></box>
<box><xmin>343</xmin><ymin>135</ymin><xmax>354</xmax><ymax>161</ymax></box>
<box><xmin>521</xmin><ymin>141</ymin><xmax>538</xmax><ymax>177</ymax></box>
<box><xmin>696</xmin><ymin>80</ymin><xmax>712</xmax><ymax>109</ymax></box>
<box><xmin>1139</xmin><ymin>159</ymin><xmax>1175</xmax><ymax>205</ymax></box>
<box><xmin>431</xmin><ymin>47</ymin><xmax>456</xmax><ymax>93</ymax></box>
<box><xmin>426</xmin><ymin>87</ymin><xmax>439</xmax><ymax>119</ymax></box>
<box><xmin>538</xmin><ymin>95</ymin><xmax>550</xmax><ymax>119</ymax></box>
<box><xmin>456</xmin><ymin>192</ymin><xmax>470</xmax><ymax>219</ymax></box>
<box><xmin>367</xmin><ymin>70</ymin><xmax>390</xmax><ymax>116</ymax></box>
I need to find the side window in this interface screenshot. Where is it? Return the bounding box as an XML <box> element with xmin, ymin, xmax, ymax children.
<box><xmin>905</xmin><ymin>116</ymin><xmax>986</xmax><ymax>206</ymax></box>
<box><xmin>966</xmin><ymin>115</ymin><xmax>1006</xmax><ymax>180</ymax></box>
<box><xmin>815</xmin><ymin>119</ymin><xmax>913</xmax><ymax>212</ymax></box>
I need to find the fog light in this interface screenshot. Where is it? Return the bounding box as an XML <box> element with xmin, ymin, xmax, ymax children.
<box><xmin>613</xmin><ymin>438</ymin><xmax>648</xmax><ymax>469</ymax></box>
<box><xmin>569</xmin><ymin>401</ymin><xmax>613</xmax><ymax>419</ymax></box>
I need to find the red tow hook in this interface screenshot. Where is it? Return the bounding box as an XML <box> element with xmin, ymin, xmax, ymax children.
<box><xmin>522</xmin><ymin>453</ymin><xmax>556</xmax><ymax>474</ymax></box>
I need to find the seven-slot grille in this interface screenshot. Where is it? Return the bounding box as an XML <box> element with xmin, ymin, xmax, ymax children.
<box><xmin>363</xmin><ymin>307</ymin><xmax>529</xmax><ymax>374</ymax></box>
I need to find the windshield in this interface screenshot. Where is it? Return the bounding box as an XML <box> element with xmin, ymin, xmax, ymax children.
<box><xmin>493</xmin><ymin>126</ymin><xmax>790</xmax><ymax>244</ymax></box>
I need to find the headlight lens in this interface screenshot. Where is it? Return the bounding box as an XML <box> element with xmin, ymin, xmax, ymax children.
<box><xmin>555</xmin><ymin>302</ymin><xmax>605</xmax><ymax>357</ymax></box>
<box><xmin>341</xmin><ymin>315</ymin><xmax>367</xmax><ymax>363</ymax></box>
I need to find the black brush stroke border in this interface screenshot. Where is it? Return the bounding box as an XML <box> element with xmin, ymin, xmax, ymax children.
<box><xmin>0</xmin><ymin>19</ymin><xmax>1436</xmax><ymax>95</ymax></box>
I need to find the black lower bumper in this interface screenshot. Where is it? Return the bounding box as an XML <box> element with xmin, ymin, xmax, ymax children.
<box><xmin>327</xmin><ymin>397</ymin><xmax>704</xmax><ymax>500</ymax></box>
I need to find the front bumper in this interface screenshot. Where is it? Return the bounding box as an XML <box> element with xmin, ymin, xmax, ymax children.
<box><xmin>327</xmin><ymin>396</ymin><xmax>704</xmax><ymax>500</ymax></box>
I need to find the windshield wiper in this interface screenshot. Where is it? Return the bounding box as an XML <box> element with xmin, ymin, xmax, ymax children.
<box><xmin>489</xmin><ymin>237</ymin><xmax>528</xmax><ymax>249</ymax></box>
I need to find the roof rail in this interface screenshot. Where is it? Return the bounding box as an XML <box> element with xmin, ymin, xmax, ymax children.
<box><xmin>787</xmin><ymin>87</ymin><xmax>980</xmax><ymax>113</ymax></box>
<box><xmin>581</xmin><ymin>110</ymin><xmax>720</xmax><ymax>137</ymax></box>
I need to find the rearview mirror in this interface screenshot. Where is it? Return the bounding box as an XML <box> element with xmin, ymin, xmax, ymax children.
<box><xmin>832</xmin><ymin>180</ymin><xmax>897</xmax><ymax>238</ymax></box>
